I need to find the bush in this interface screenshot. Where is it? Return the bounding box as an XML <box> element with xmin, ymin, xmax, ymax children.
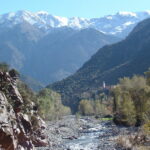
<box><xmin>112</xmin><ymin>75</ymin><xmax>150</xmax><ymax>126</ymax></box>
<box><xmin>37</xmin><ymin>88</ymin><xmax>71</xmax><ymax>120</ymax></box>
<box><xmin>79</xmin><ymin>100</ymin><xmax>94</xmax><ymax>115</ymax></box>
<box><xmin>78</xmin><ymin>99</ymin><xmax>110</xmax><ymax>116</ymax></box>
<box><xmin>17</xmin><ymin>81</ymin><xmax>37</xmax><ymax>114</ymax></box>
<box><xmin>0</xmin><ymin>62</ymin><xmax>9</xmax><ymax>72</ymax></box>
<box><xmin>143</xmin><ymin>121</ymin><xmax>150</xmax><ymax>136</ymax></box>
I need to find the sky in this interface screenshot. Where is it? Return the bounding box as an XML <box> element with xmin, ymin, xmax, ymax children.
<box><xmin>0</xmin><ymin>0</ymin><xmax>150</xmax><ymax>18</ymax></box>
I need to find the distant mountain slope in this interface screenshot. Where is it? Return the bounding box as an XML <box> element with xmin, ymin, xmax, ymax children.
<box><xmin>20</xmin><ymin>75</ymin><xmax>44</xmax><ymax>91</ymax></box>
<box><xmin>1</xmin><ymin>10</ymin><xmax>150</xmax><ymax>37</ymax></box>
<box><xmin>24</xmin><ymin>28</ymin><xmax>120</xmax><ymax>84</ymax></box>
<box><xmin>49</xmin><ymin>18</ymin><xmax>150</xmax><ymax>112</ymax></box>
<box><xmin>0</xmin><ymin>21</ymin><xmax>44</xmax><ymax>70</ymax></box>
<box><xmin>0</xmin><ymin>22</ymin><xmax>120</xmax><ymax>85</ymax></box>
<box><xmin>1</xmin><ymin>10</ymin><xmax>150</xmax><ymax>86</ymax></box>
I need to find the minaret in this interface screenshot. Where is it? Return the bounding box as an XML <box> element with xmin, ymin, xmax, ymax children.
<box><xmin>103</xmin><ymin>81</ymin><xmax>106</xmax><ymax>89</ymax></box>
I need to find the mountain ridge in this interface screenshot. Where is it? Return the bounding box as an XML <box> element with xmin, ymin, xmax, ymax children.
<box><xmin>1</xmin><ymin>10</ymin><xmax>150</xmax><ymax>37</ymax></box>
<box><xmin>49</xmin><ymin>18</ymin><xmax>150</xmax><ymax>112</ymax></box>
<box><xmin>0</xmin><ymin>22</ymin><xmax>120</xmax><ymax>85</ymax></box>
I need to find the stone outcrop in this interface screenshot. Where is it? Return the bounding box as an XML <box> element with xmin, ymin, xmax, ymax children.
<box><xmin>0</xmin><ymin>71</ymin><xmax>47</xmax><ymax>150</ymax></box>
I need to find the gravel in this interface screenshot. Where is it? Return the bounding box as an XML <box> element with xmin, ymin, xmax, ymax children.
<box><xmin>37</xmin><ymin>115</ymin><xmax>134</xmax><ymax>150</ymax></box>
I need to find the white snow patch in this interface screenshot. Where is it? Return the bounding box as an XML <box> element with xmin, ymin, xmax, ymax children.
<box><xmin>106</xmin><ymin>16</ymin><xmax>113</xmax><ymax>20</ymax></box>
<box><xmin>7</xmin><ymin>12</ymin><xmax>15</xmax><ymax>19</ymax></box>
<box><xmin>118</xmin><ymin>11</ymin><xmax>137</xmax><ymax>17</ymax></box>
<box><xmin>115</xmin><ymin>26</ymin><xmax>123</xmax><ymax>31</ymax></box>
<box><xmin>54</xmin><ymin>16</ymin><xmax>68</xmax><ymax>26</ymax></box>
<box><xmin>123</xmin><ymin>21</ymin><xmax>134</xmax><ymax>26</ymax></box>
<box><xmin>36</xmin><ymin>11</ymin><xmax>49</xmax><ymax>15</ymax></box>
<box><xmin>144</xmin><ymin>10</ymin><xmax>150</xmax><ymax>15</ymax></box>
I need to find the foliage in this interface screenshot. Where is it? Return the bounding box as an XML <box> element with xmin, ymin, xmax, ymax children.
<box><xmin>0</xmin><ymin>62</ymin><xmax>9</xmax><ymax>72</ymax></box>
<box><xmin>112</xmin><ymin>75</ymin><xmax>150</xmax><ymax>126</ymax></box>
<box><xmin>100</xmin><ymin>117</ymin><xmax>113</xmax><ymax>121</ymax></box>
<box><xmin>78</xmin><ymin>99</ymin><xmax>110</xmax><ymax>116</ymax></box>
<box><xmin>17</xmin><ymin>81</ymin><xmax>37</xmax><ymax>114</ymax></box>
<box><xmin>79</xmin><ymin>100</ymin><xmax>94</xmax><ymax>115</ymax></box>
<box><xmin>18</xmin><ymin>77</ymin><xmax>71</xmax><ymax>121</ymax></box>
<box><xmin>143</xmin><ymin>120</ymin><xmax>150</xmax><ymax>135</ymax></box>
<box><xmin>37</xmin><ymin>88</ymin><xmax>71</xmax><ymax>120</ymax></box>
<box><xmin>50</xmin><ymin>18</ymin><xmax>150</xmax><ymax>113</ymax></box>
<box><xmin>145</xmin><ymin>68</ymin><xmax>150</xmax><ymax>86</ymax></box>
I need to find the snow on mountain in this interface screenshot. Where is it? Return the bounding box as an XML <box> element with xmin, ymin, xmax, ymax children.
<box><xmin>0</xmin><ymin>10</ymin><xmax>150</xmax><ymax>37</ymax></box>
<box><xmin>117</xmin><ymin>11</ymin><xmax>137</xmax><ymax>17</ymax></box>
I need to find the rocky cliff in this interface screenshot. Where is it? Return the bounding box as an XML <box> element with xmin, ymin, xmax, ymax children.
<box><xmin>0</xmin><ymin>70</ymin><xmax>47</xmax><ymax>150</ymax></box>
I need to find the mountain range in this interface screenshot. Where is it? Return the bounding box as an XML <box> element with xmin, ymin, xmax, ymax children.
<box><xmin>0</xmin><ymin>10</ymin><xmax>150</xmax><ymax>87</ymax></box>
<box><xmin>49</xmin><ymin>18</ymin><xmax>150</xmax><ymax>112</ymax></box>
<box><xmin>0</xmin><ymin>23</ymin><xmax>119</xmax><ymax>85</ymax></box>
<box><xmin>1</xmin><ymin>10</ymin><xmax>150</xmax><ymax>37</ymax></box>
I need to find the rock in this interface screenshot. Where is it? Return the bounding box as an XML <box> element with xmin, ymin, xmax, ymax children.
<box><xmin>0</xmin><ymin>71</ymin><xmax>48</xmax><ymax>149</ymax></box>
<box><xmin>62</xmin><ymin>136</ymin><xmax>78</xmax><ymax>140</ymax></box>
<box><xmin>95</xmin><ymin>115</ymin><xmax>101</xmax><ymax>119</ymax></box>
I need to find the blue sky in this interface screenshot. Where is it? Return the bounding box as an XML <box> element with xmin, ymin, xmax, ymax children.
<box><xmin>0</xmin><ymin>0</ymin><xmax>150</xmax><ymax>18</ymax></box>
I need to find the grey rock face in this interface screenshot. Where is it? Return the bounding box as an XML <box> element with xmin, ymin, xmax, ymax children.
<box><xmin>0</xmin><ymin>71</ymin><xmax>47</xmax><ymax>149</ymax></box>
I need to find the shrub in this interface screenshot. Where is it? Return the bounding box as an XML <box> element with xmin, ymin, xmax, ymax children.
<box><xmin>78</xmin><ymin>100</ymin><xmax>94</xmax><ymax>116</ymax></box>
<box><xmin>0</xmin><ymin>62</ymin><xmax>9</xmax><ymax>72</ymax></box>
<box><xmin>78</xmin><ymin>99</ymin><xmax>110</xmax><ymax>116</ymax></box>
<box><xmin>37</xmin><ymin>88</ymin><xmax>71</xmax><ymax>120</ymax></box>
<box><xmin>112</xmin><ymin>75</ymin><xmax>150</xmax><ymax>126</ymax></box>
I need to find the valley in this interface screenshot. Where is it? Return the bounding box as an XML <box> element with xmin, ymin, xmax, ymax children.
<box><xmin>0</xmin><ymin>8</ymin><xmax>150</xmax><ymax>150</ymax></box>
<box><xmin>1</xmin><ymin>10</ymin><xmax>150</xmax><ymax>87</ymax></box>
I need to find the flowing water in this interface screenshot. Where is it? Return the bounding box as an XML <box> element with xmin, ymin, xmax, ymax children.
<box><xmin>64</xmin><ymin>120</ymin><xmax>114</xmax><ymax>150</ymax></box>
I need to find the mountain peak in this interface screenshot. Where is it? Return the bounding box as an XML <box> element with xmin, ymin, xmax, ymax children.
<box><xmin>36</xmin><ymin>11</ymin><xmax>49</xmax><ymax>15</ymax></box>
<box><xmin>117</xmin><ymin>11</ymin><xmax>137</xmax><ymax>17</ymax></box>
<box><xmin>1</xmin><ymin>10</ymin><xmax>150</xmax><ymax>37</ymax></box>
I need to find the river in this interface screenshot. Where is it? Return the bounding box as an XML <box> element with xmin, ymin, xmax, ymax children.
<box><xmin>64</xmin><ymin>121</ymin><xmax>111</xmax><ymax>150</ymax></box>
<box><xmin>38</xmin><ymin>116</ymin><xmax>123</xmax><ymax>150</ymax></box>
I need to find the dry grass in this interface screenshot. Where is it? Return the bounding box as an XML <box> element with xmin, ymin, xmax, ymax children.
<box><xmin>137</xmin><ymin>146</ymin><xmax>150</xmax><ymax>150</ymax></box>
<box><xmin>116</xmin><ymin>135</ymin><xmax>135</xmax><ymax>149</ymax></box>
<box><xmin>115</xmin><ymin>134</ymin><xmax>150</xmax><ymax>150</ymax></box>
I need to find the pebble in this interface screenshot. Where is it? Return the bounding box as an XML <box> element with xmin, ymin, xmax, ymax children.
<box><xmin>37</xmin><ymin>115</ymin><xmax>136</xmax><ymax>150</ymax></box>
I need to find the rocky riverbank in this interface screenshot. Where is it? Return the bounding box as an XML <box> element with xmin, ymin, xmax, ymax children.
<box><xmin>37</xmin><ymin>115</ymin><xmax>139</xmax><ymax>150</ymax></box>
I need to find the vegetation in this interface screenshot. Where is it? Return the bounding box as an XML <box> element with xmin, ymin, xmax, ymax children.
<box><xmin>0</xmin><ymin>62</ymin><xmax>9</xmax><ymax>72</ymax></box>
<box><xmin>37</xmin><ymin>88</ymin><xmax>71</xmax><ymax>120</ymax></box>
<box><xmin>18</xmin><ymin>84</ymin><xmax>71</xmax><ymax>121</ymax></box>
<box><xmin>78</xmin><ymin>99</ymin><xmax>111</xmax><ymax>116</ymax></box>
<box><xmin>50</xmin><ymin>18</ymin><xmax>150</xmax><ymax>113</ymax></box>
<box><xmin>17</xmin><ymin>81</ymin><xmax>37</xmax><ymax>114</ymax></box>
<box><xmin>0</xmin><ymin>62</ymin><xmax>70</xmax><ymax>121</ymax></box>
<box><xmin>143</xmin><ymin>120</ymin><xmax>150</xmax><ymax>136</ymax></box>
<box><xmin>112</xmin><ymin>74</ymin><xmax>150</xmax><ymax>126</ymax></box>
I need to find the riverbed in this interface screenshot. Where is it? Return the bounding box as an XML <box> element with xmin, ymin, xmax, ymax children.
<box><xmin>37</xmin><ymin>115</ymin><xmax>132</xmax><ymax>150</ymax></box>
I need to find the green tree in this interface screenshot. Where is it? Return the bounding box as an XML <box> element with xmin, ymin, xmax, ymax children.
<box><xmin>37</xmin><ymin>88</ymin><xmax>70</xmax><ymax>120</ymax></box>
<box><xmin>0</xmin><ymin>62</ymin><xmax>9</xmax><ymax>72</ymax></box>
<box><xmin>119</xmin><ymin>92</ymin><xmax>136</xmax><ymax>126</ymax></box>
<box><xmin>79</xmin><ymin>100</ymin><xmax>94</xmax><ymax>115</ymax></box>
<box><xmin>112</xmin><ymin>75</ymin><xmax>150</xmax><ymax>126</ymax></box>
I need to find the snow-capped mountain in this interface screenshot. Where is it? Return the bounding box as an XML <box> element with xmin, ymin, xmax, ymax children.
<box><xmin>0</xmin><ymin>10</ymin><xmax>150</xmax><ymax>37</ymax></box>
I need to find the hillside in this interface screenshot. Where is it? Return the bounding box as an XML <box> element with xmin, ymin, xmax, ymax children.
<box><xmin>0</xmin><ymin>23</ymin><xmax>120</xmax><ymax>85</ymax></box>
<box><xmin>49</xmin><ymin>18</ymin><xmax>150</xmax><ymax>112</ymax></box>
<box><xmin>1</xmin><ymin>10</ymin><xmax>150</xmax><ymax>85</ymax></box>
<box><xmin>26</xmin><ymin>28</ymin><xmax>119</xmax><ymax>84</ymax></box>
<box><xmin>0</xmin><ymin>22</ymin><xmax>44</xmax><ymax>70</ymax></box>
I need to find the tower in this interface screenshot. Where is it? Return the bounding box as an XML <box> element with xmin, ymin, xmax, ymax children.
<box><xmin>103</xmin><ymin>81</ymin><xmax>106</xmax><ymax>89</ymax></box>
